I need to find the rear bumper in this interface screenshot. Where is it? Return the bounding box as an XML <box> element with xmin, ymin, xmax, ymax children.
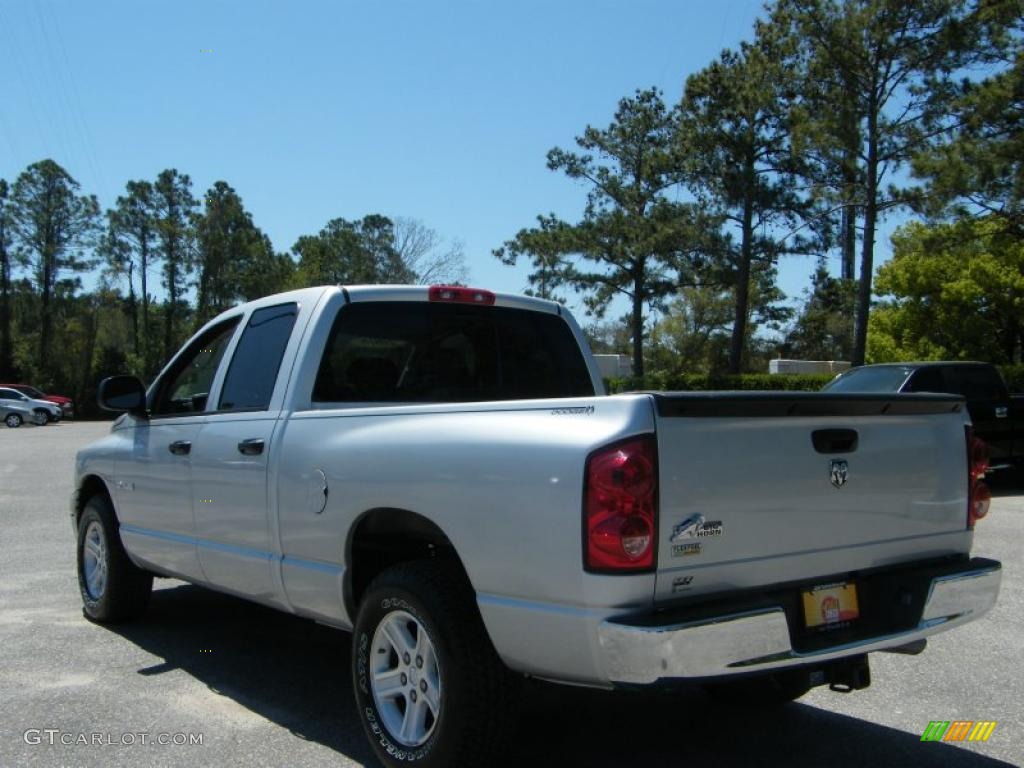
<box><xmin>597</xmin><ymin>557</ymin><xmax>1001</xmax><ymax>685</ymax></box>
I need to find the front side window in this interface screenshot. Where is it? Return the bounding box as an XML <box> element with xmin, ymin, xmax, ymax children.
<box><xmin>219</xmin><ymin>303</ymin><xmax>298</xmax><ymax>411</ymax></box>
<box><xmin>313</xmin><ymin>302</ymin><xmax>594</xmax><ymax>404</ymax></box>
<box><xmin>823</xmin><ymin>366</ymin><xmax>914</xmax><ymax>393</ymax></box>
<box><xmin>0</xmin><ymin>388</ymin><xmax>27</xmax><ymax>401</ymax></box>
<box><xmin>151</xmin><ymin>319</ymin><xmax>239</xmax><ymax>416</ymax></box>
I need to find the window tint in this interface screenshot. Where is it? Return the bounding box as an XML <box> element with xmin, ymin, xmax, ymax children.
<box><xmin>0</xmin><ymin>388</ymin><xmax>26</xmax><ymax>400</ymax></box>
<box><xmin>945</xmin><ymin>366</ymin><xmax>1005</xmax><ymax>400</ymax></box>
<box><xmin>313</xmin><ymin>302</ymin><xmax>594</xmax><ymax>403</ymax></box>
<box><xmin>152</xmin><ymin>319</ymin><xmax>239</xmax><ymax>416</ymax></box>
<box><xmin>219</xmin><ymin>303</ymin><xmax>298</xmax><ymax>411</ymax></box>
<box><xmin>823</xmin><ymin>366</ymin><xmax>914</xmax><ymax>393</ymax></box>
<box><xmin>904</xmin><ymin>367</ymin><xmax>947</xmax><ymax>393</ymax></box>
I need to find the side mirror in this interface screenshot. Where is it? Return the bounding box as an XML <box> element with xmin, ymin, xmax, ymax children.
<box><xmin>98</xmin><ymin>376</ymin><xmax>148</xmax><ymax>417</ymax></box>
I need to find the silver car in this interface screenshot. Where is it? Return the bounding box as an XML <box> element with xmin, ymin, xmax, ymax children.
<box><xmin>0</xmin><ymin>397</ymin><xmax>35</xmax><ymax>427</ymax></box>
<box><xmin>0</xmin><ymin>387</ymin><xmax>60</xmax><ymax>426</ymax></box>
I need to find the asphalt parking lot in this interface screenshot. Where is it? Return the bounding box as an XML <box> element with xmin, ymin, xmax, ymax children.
<box><xmin>1</xmin><ymin>421</ymin><xmax>1021</xmax><ymax>768</ymax></box>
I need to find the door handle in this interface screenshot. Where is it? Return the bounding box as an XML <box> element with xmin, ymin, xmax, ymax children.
<box><xmin>237</xmin><ymin>438</ymin><xmax>265</xmax><ymax>456</ymax></box>
<box><xmin>168</xmin><ymin>440</ymin><xmax>192</xmax><ymax>456</ymax></box>
<box><xmin>812</xmin><ymin>428</ymin><xmax>858</xmax><ymax>454</ymax></box>
<box><xmin>995</xmin><ymin>406</ymin><xmax>1008</xmax><ymax>419</ymax></box>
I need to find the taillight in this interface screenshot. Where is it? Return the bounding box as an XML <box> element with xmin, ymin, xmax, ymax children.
<box><xmin>966</xmin><ymin>426</ymin><xmax>991</xmax><ymax>528</ymax></box>
<box><xmin>583</xmin><ymin>435</ymin><xmax>657</xmax><ymax>572</ymax></box>
<box><xmin>428</xmin><ymin>285</ymin><xmax>496</xmax><ymax>305</ymax></box>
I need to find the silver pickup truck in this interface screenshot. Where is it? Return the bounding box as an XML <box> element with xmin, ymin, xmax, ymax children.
<box><xmin>73</xmin><ymin>285</ymin><xmax>1001</xmax><ymax>767</ymax></box>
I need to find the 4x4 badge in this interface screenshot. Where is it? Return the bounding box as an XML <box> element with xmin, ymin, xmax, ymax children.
<box><xmin>830</xmin><ymin>459</ymin><xmax>849</xmax><ymax>488</ymax></box>
<box><xmin>670</xmin><ymin>514</ymin><xmax>723</xmax><ymax>542</ymax></box>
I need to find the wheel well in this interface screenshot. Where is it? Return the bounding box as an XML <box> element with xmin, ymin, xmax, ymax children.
<box><xmin>345</xmin><ymin>508</ymin><xmax>468</xmax><ymax>618</ymax></box>
<box><xmin>76</xmin><ymin>475</ymin><xmax>113</xmax><ymax>526</ymax></box>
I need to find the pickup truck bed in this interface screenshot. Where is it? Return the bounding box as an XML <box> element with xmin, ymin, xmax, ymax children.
<box><xmin>72</xmin><ymin>285</ymin><xmax>1002</xmax><ymax>768</ymax></box>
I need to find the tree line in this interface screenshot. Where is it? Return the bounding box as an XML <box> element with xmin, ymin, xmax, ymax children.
<box><xmin>0</xmin><ymin>163</ymin><xmax>465</xmax><ymax>410</ymax></box>
<box><xmin>495</xmin><ymin>0</ymin><xmax>1023</xmax><ymax>376</ymax></box>
<box><xmin>1</xmin><ymin>0</ymin><xmax>1021</xmax><ymax>413</ymax></box>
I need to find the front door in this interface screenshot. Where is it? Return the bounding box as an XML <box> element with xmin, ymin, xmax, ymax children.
<box><xmin>115</xmin><ymin>318</ymin><xmax>240</xmax><ymax>580</ymax></box>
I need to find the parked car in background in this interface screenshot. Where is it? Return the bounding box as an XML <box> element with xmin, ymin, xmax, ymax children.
<box><xmin>0</xmin><ymin>387</ymin><xmax>61</xmax><ymax>425</ymax></box>
<box><xmin>823</xmin><ymin>362</ymin><xmax>1023</xmax><ymax>470</ymax></box>
<box><xmin>0</xmin><ymin>383</ymin><xmax>74</xmax><ymax>419</ymax></box>
<box><xmin>0</xmin><ymin>397</ymin><xmax>34</xmax><ymax>428</ymax></box>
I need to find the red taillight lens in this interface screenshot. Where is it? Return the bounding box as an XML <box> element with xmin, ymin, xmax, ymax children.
<box><xmin>584</xmin><ymin>436</ymin><xmax>657</xmax><ymax>572</ymax></box>
<box><xmin>971</xmin><ymin>482</ymin><xmax>992</xmax><ymax>522</ymax></box>
<box><xmin>966</xmin><ymin>426</ymin><xmax>991</xmax><ymax>529</ymax></box>
<box><xmin>428</xmin><ymin>285</ymin><xmax>496</xmax><ymax>305</ymax></box>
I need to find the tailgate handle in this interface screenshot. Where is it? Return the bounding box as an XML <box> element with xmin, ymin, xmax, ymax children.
<box><xmin>812</xmin><ymin>429</ymin><xmax>858</xmax><ymax>454</ymax></box>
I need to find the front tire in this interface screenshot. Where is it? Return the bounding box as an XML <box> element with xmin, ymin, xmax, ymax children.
<box><xmin>76</xmin><ymin>494</ymin><xmax>153</xmax><ymax>622</ymax></box>
<box><xmin>32</xmin><ymin>409</ymin><xmax>49</xmax><ymax>426</ymax></box>
<box><xmin>5</xmin><ymin>413</ymin><xmax>22</xmax><ymax>428</ymax></box>
<box><xmin>353</xmin><ymin>560</ymin><xmax>519</xmax><ymax>767</ymax></box>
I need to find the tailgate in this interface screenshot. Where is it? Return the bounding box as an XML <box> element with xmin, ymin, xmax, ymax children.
<box><xmin>652</xmin><ymin>392</ymin><xmax>972</xmax><ymax>604</ymax></box>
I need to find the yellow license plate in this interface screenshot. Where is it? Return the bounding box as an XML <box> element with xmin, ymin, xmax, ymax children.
<box><xmin>802</xmin><ymin>582</ymin><xmax>859</xmax><ymax>628</ymax></box>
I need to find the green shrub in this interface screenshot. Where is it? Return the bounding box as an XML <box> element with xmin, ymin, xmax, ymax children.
<box><xmin>607</xmin><ymin>365</ymin><xmax>1024</xmax><ymax>394</ymax></box>
<box><xmin>998</xmin><ymin>364</ymin><xmax>1024</xmax><ymax>392</ymax></box>
<box><xmin>605</xmin><ymin>373</ymin><xmax>835</xmax><ymax>393</ymax></box>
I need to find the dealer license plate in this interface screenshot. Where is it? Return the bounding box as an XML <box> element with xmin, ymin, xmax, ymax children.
<box><xmin>802</xmin><ymin>582</ymin><xmax>859</xmax><ymax>628</ymax></box>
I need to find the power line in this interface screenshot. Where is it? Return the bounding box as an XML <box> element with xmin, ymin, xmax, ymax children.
<box><xmin>42</xmin><ymin>0</ymin><xmax>106</xmax><ymax>191</ymax></box>
<box><xmin>0</xmin><ymin>3</ymin><xmax>63</xmax><ymax>166</ymax></box>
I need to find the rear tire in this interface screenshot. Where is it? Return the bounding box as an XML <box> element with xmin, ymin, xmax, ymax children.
<box><xmin>352</xmin><ymin>560</ymin><xmax>520</xmax><ymax>767</ymax></box>
<box><xmin>76</xmin><ymin>494</ymin><xmax>152</xmax><ymax>622</ymax></box>
<box><xmin>705</xmin><ymin>669</ymin><xmax>813</xmax><ymax>707</ymax></box>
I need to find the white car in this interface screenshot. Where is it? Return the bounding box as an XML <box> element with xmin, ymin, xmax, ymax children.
<box><xmin>0</xmin><ymin>387</ymin><xmax>61</xmax><ymax>425</ymax></box>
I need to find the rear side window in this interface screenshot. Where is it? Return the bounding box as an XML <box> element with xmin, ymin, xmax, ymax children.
<box><xmin>313</xmin><ymin>302</ymin><xmax>594</xmax><ymax>403</ymax></box>
<box><xmin>903</xmin><ymin>367</ymin><xmax>946</xmax><ymax>393</ymax></box>
<box><xmin>219</xmin><ymin>303</ymin><xmax>298</xmax><ymax>411</ymax></box>
<box><xmin>945</xmin><ymin>366</ymin><xmax>1005</xmax><ymax>400</ymax></box>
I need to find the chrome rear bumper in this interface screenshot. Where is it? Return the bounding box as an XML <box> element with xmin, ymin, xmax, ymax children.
<box><xmin>598</xmin><ymin>560</ymin><xmax>1001</xmax><ymax>684</ymax></box>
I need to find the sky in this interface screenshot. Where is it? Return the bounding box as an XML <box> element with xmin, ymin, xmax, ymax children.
<box><xmin>0</xmin><ymin>0</ymin><xmax>903</xmax><ymax>325</ymax></box>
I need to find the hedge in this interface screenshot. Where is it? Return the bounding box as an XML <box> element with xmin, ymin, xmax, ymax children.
<box><xmin>606</xmin><ymin>365</ymin><xmax>1024</xmax><ymax>394</ymax></box>
<box><xmin>605</xmin><ymin>373</ymin><xmax>835</xmax><ymax>393</ymax></box>
<box><xmin>999</xmin><ymin>365</ymin><xmax>1024</xmax><ymax>392</ymax></box>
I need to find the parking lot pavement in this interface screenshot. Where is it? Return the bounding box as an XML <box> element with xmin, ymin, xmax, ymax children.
<box><xmin>1</xmin><ymin>422</ymin><xmax>1021</xmax><ymax>767</ymax></box>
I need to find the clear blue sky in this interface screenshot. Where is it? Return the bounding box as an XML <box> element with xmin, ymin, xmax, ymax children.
<box><xmin>0</xmin><ymin>0</ymin><xmax>897</xmax><ymax>322</ymax></box>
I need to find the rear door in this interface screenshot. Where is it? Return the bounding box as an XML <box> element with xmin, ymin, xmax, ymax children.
<box><xmin>943</xmin><ymin>366</ymin><xmax>1013</xmax><ymax>461</ymax></box>
<box><xmin>0</xmin><ymin>388</ymin><xmax>30</xmax><ymax>420</ymax></box>
<box><xmin>652</xmin><ymin>393</ymin><xmax>971</xmax><ymax>605</ymax></box>
<box><xmin>192</xmin><ymin>303</ymin><xmax>299</xmax><ymax>603</ymax></box>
